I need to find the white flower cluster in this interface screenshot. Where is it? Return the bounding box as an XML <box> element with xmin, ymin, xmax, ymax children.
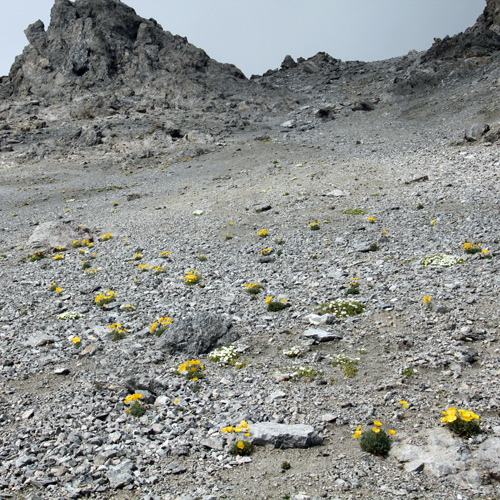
<box><xmin>334</xmin><ymin>354</ymin><xmax>359</xmax><ymax>365</ymax></box>
<box><xmin>318</xmin><ymin>298</ymin><xmax>365</xmax><ymax>318</ymax></box>
<box><xmin>421</xmin><ymin>254</ymin><xmax>465</xmax><ymax>267</ymax></box>
<box><xmin>209</xmin><ymin>345</ymin><xmax>239</xmax><ymax>365</ymax></box>
<box><xmin>283</xmin><ymin>346</ymin><xmax>304</xmax><ymax>358</ymax></box>
<box><xmin>57</xmin><ymin>311</ymin><xmax>84</xmax><ymax>320</ymax></box>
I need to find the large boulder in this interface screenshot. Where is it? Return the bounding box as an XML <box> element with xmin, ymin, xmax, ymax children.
<box><xmin>156</xmin><ymin>313</ymin><xmax>238</xmax><ymax>356</ymax></box>
<box><xmin>27</xmin><ymin>221</ymin><xmax>79</xmax><ymax>253</ymax></box>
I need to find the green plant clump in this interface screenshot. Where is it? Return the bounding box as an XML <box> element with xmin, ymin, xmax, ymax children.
<box><xmin>332</xmin><ymin>354</ymin><xmax>359</xmax><ymax>377</ymax></box>
<box><xmin>231</xmin><ymin>440</ymin><xmax>254</xmax><ymax>456</ymax></box>
<box><xmin>343</xmin><ymin>208</ymin><xmax>367</xmax><ymax>215</ymax></box>
<box><xmin>128</xmin><ymin>401</ymin><xmax>146</xmax><ymax>418</ymax></box>
<box><xmin>315</xmin><ymin>298</ymin><xmax>365</xmax><ymax>318</ymax></box>
<box><xmin>441</xmin><ymin>408</ymin><xmax>481</xmax><ymax>438</ymax></box>
<box><xmin>360</xmin><ymin>429</ymin><xmax>391</xmax><ymax>457</ymax></box>
<box><xmin>268</xmin><ymin>301</ymin><xmax>287</xmax><ymax>312</ymax></box>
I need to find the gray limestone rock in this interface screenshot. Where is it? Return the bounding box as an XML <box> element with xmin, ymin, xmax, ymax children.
<box><xmin>106</xmin><ymin>459</ymin><xmax>135</xmax><ymax>489</ymax></box>
<box><xmin>27</xmin><ymin>221</ymin><xmax>79</xmax><ymax>253</ymax></box>
<box><xmin>303</xmin><ymin>328</ymin><xmax>342</xmax><ymax>342</ymax></box>
<box><xmin>251</xmin><ymin>422</ymin><xmax>323</xmax><ymax>449</ymax></box>
<box><xmin>465</xmin><ymin>123</ymin><xmax>490</xmax><ymax>142</ymax></box>
<box><xmin>475</xmin><ymin>437</ymin><xmax>500</xmax><ymax>478</ymax></box>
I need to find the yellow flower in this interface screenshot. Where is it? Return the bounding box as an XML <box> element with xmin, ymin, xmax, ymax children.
<box><xmin>373</xmin><ymin>421</ymin><xmax>382</xmax><ymax>427</ymax></box>
<box><xmin>244</xmin><ymin>432</ymin><xmax>250</xmax><ymax>437</ymax></box>
<box><xmin>352</xmin><ymin>425</ymin><xmax>362</xmax><ymax>439</ymax></box>
<box><xmin>174</xmin><ymin>398</ymin><xmax>178</xmax><ymax>405</ymax></box>
<box><xmin>430</xmin><ymin>220</ymin><xmax>435</xmax><ymax>226</ymax></box>
<box><xmin>265</xmin><ymin>296</ymin><xmax>273</xmax><ymax>304</ymax></box>
<box><xmin>388</xmin><ymin>429</ymin><xmax>396</xmax><ymax>435</ymax></box>
<box><xmin>71</xmin><ymin>336</ymin><xmax>80</xmax><ymax>344</ymax></box>
<box><xmin>257</xmin><ymin>229</ymin><xmax>268</xmax><ymax>238</ymax></box>
<box><xmin>441</xmin><ymin>414</ymin><xmax>457</xmax><ymax>423</ymax></box>
<box><xmin>400</xmin><ymin>400</ymin><xmax>409</xmax><ymax>409</ymax></box>
<box><xmin>368</xmin><ymin>216</ymin><xmax>376</xmax><ymax>223</ymax></box>
<box><xmin>236</xmin><ymin>441</ymin><xmax>245</xmax><ymax>450</ymax></box>
<box><xmin>423</xmin><ymin>296</ymin><xmax>432</xmax><ymax>304</ymax></box>
<box><xmin>240</xmin><ymin>420</ymin><xmax>248</xmax><ymax>428</ymax></box>
<box><xmin>372</xmin><ymin>427</ymin><xmax>381</xmax><ymax>434</ymax></box>
<box><xmin>124</xmin><ymin>393</ymin><xmax>143</xmax><ymax>404</ymax></box>
<box><xmin>234</xmin><ymin>427</ymin><xmax>242</xmax><ymax>433</ymax></box>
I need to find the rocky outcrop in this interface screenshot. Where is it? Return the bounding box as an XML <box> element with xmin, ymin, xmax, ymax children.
<box><xmin>8</xmin><ymin>0</ymin><xmax>246</xmax><ymax>104</ymax></box>
<box><xmin>423</xmin><ymin>0</ymin><xmax>500</xmax><ymax>61</ymax></box>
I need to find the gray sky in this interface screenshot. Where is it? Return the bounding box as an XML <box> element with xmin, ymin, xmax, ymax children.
<box><xmin>1</xmin><ymin>0</ymin><xmax>485</xmax><ymax>78</ymax></box>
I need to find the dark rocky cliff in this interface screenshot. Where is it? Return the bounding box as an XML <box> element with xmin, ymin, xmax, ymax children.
<box><xmin>7</xmin><ymin>0</ymin><xmax>246</xmax><ymax>103</ymax></box>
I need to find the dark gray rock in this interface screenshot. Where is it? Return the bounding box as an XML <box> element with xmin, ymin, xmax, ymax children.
<box><xmin>423</xmin><ymin>0</ymin><xmax>500</xmax><ymax>62</ymax></box>
<box><xmin>352</xmin><ymin>100</ymin><xmax>375</xmax><ymax>111</ymax></box>
<box><xmin>9</xmin><ymin>0</ymin><xmax>247</xmax><ymax>104</ymax></box>
<box><xmin>156</xmin><ymin>313</ymin><xmax>238</xmax><ymax>355</ymax></box>
<box><xmin>251</xmin><ymin>422</ymin><xmax>323</xmax><ymax>449</ymax></box>
<box><xmin>76</xmin><ymin>127</ymin><xmax>103</xmax><ymax>147</ymax></box>
<box><xmin>281</xmin><ymin>55</ymin><xmax>297</xmax><ymax>70</ymax></box>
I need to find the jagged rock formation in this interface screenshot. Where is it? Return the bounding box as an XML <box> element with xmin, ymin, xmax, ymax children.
<box><xmin>6</xmin><ymin>0</ymin><xmax>247</xmax><ymax>105</ymax></box>
<box><xmin>423</xmin><ymin>0</ymin><xmax>500</xmax><ymax>60</ymax></box>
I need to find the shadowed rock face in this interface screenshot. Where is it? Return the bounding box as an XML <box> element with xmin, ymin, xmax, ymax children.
<box><xmin>423</xmin><ymin>0</ymin><xmax>500</xmax><ymax>61</ymax></box>
<box><xmin>8</xmin><ymin>0</ymin><xmax>246</xmax><ymax>101</ymax></box>
<box><xmin>486</xmin><ymin>0</ymin><xmax>500</xmax><ymax>27</ymax></box>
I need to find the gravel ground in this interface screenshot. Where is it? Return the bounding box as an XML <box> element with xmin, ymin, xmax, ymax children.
<box><xmin>1</xmin><ymin>42</ymin><xmax>500</xmax><ymax>500</ymax></box>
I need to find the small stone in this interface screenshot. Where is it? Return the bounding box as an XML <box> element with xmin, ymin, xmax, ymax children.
<box><xmin>22</xmin><ymin>409</ymin><xmax>35</xmax><ymax>420</ymax></box>
<box><xmin>54</xmin><ymin>367</ymin><xmax>70</xmax><ymax>375</ymax></box>
<box><xmin>201</xmin><ymin>438</ymin><xmax>225</xmax><ymax>450</ymax></box>
<box><xmin>303</xmin><ymin>328</ymin><xmax>342</xmax><ymax>342</ymax></box>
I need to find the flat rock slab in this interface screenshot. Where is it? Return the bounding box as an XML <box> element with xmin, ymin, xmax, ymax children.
<box><xmin>303</xmin><ymin>328</ymin><xmax>342</xmax><ymax>342</ymax></box>
<box><xmin>156</xmin><ymin>313</ymin><xmax>238</xmax><ymax>355</ymax></box>
<box><xmin>251</xmin><ymin>422</ymin><xmax>323</xmax><ymax>449</ymax></box>
<box><xmin>475</xmin><ymin>437</ymin><xmax>500</xmax><ymax>477</ymax></box>
<box><xmin>27</xmin><ymin>221</ymin><xmax>79</xmax><ymax>253</ymax></box>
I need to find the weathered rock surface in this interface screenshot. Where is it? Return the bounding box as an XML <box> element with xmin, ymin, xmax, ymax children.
<box><xmin>156</xmin><ymin>313</ymin><xmax>238</xmax><ymax>355</ymax></box>
<box><xmin>27</xmin><ymin>221</ymin><xmax>79</xmax><ymax>252</ymax></box>
<box><xmin>250</xmin><ymin>422</ymin><xmax>323</xmax><ymax>449</ymax></box>
<box><xmin>8</xmin><ymin>0</ymin><xmax>247</xmax><ymax>105</ymax></box>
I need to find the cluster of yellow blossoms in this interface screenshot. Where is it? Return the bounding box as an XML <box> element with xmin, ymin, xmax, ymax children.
<box><xmin>124</xmin><ymin>393</ymin><xmax>143</xmax><ymax>404</ymax></box>
<box><xmin>183</xmin><ymin>270</ymin><xmax>201</xmax><ymax>285</ymax></box>
<box><xmin>149</xmin><ymin>316</ymin><xmax>172</xmax><ymax>334</ymax></box>
<box><xmin>94</xmin><ymin>289</ymin><xmax>117</xmax><ymax>306</ymax></box>
<box><xmin>353</xmin><ymin>421</ymin><xmax>396</xmax><ymax>438</ymax></box>
<box><xmin>221</xmin><ymin>420</ymin><xmax>250</xmax><ymax>437</ymax></box>
<box><xmin>441</xmin><ymin>407</ymin><xmax>480</xmax><ymax>423</ymax></box>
